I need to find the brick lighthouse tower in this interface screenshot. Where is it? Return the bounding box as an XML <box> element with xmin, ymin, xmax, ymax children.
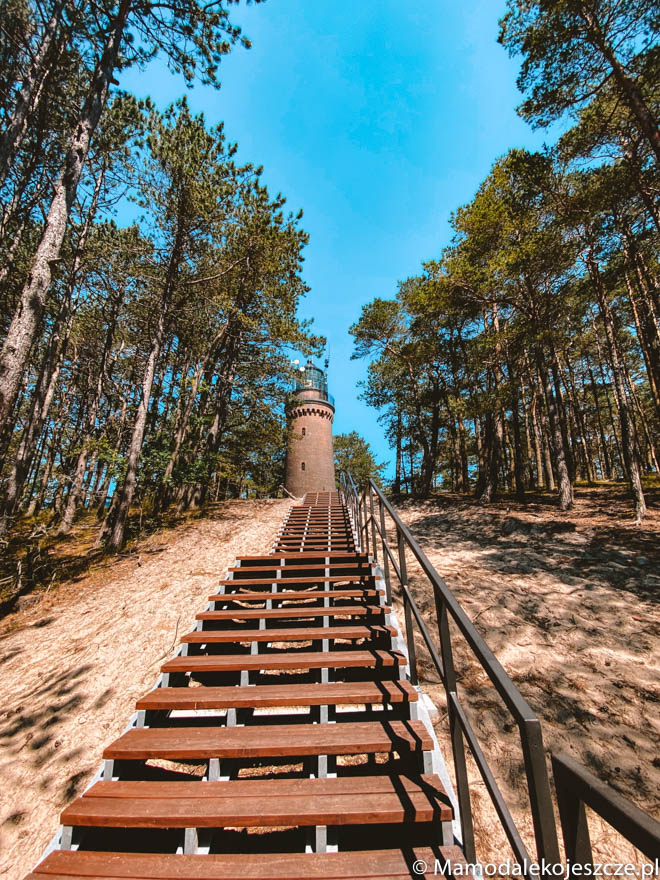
<box><xmin>285</xmin><ymin>359</ymin><xmax>335</xmax><ymax>497</ymax></box>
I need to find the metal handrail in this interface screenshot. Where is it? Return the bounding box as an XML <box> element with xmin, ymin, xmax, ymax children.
<box><xmin>339</xmin><ymin>471</ymin><xmax>560</xmax><ymax>868</ymax></box>
<box><xmin>340</xmin><ymin>471</ymin><xmax>659</xmax><ymax>869</ymax></box>
<box><xmin>552</xmin><ymin>752</ymin><xmax>660</xmax><ymax>864</ymax></box>
<box><xmin>372</xmin><ymin>484</ymin><xmax>541</xmax><ymax>724</ymax></box>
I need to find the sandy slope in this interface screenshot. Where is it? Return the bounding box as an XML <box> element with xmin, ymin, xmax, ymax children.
<box><xmin>393</xmin><ymin>488</ymin><xmax>659</xmax><ymax>868</ymax></box>
<box><xmin>0</xmin><ymin>498</ymin><xmax>289</xmax><ymax>880</ymax></box>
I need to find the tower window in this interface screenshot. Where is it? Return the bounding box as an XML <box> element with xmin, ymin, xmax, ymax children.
<box><xmin>301</xmin><ymin>462</ymin><xmax>305</xmax><ymax>471</ymax></box>
<box><xmin>301</xmin><ymin>427</ymin><xmax>306</xmax><ymax>436</ymax></box>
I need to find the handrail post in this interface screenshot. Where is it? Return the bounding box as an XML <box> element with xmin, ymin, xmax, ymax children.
<box><xmin>361</xmin><ymin>488</ymin><xmax>370</xmax><ymax>556</ymax></box>
<box><xmin>552</xmin><ymin>756</ymin><xmax>593</xmax><ymax>868</ymax></box>
<box><xmin>356</xmin><ymin>489</ymin><xmax>364</xmax><ymax>553</ymax></box>
<box><xmin>434</xmin><ymin>587</ymin><xmax>476</xmax><ymax>862</ymax></box>
<box><xmin>376</xmin><ymin>485</ymin><xmax>392</xmax><ymax>604</ymax></box>
<box><xmin>521</xmin><ymin>721</ymin><xmax>560</xmax><ymax>864</ymax></box>
<box><xmin>352</xmin><ymin>494</ymin><xmax>359</xmax><ymax>548</ymax></box>
<box><xmin>551</xmin><ymin>751</ymin><xmax>660</xmax><ymax>867</ymax></box>
<box><xmin>397</xmin><ymin>527</ymin><xmax>418</xmax><ymax>686</ymax></box>
<box><xmin>351</xmin><ymin>485</ymin><xmax>359</xmax><ymax>550</ymax></box>
<box><xmin>368</xmin><ymin>488</ymin><xmax>378</xmax><ymax>563</ymax></box>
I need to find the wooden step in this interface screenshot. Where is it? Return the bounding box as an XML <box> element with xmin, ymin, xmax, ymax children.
<box><xmin>285</xmin><ymin>510</ymin><xmax>348</xmax><ymax>527</ymax></box>
<box><xmin>280</xmin><ymin>525</ymin><xmax>351</xmax><ymax>530</ymax></box>
<box><xmin>280</xmin><ymin>520</ymin><xmax>352</xmax><ymax>539</ymax></box>
<box><xmin>213</xmin><ymin>578</ymin><xmax>374</xmax><ymax>599</ymax></box>
<box><xmin>276</xmin><ymin>539</ymin><xmax>353</xmax><ymax>544</ymax></box>
<box><xmin>29</xmin><ymin>846</ymin><xmax>465</xmax><ymax>879</ymax></box>
<box><xmin>291</xmin><ymin>506</ymin><xmax>342</xmax><ymax>510</ymax></box>
<box><xmin>238</xmin><ymin>553</ymin><xmax>368</xmax><ymax>562</ymax></box>
<box><xmin>276</xmin><ymin>536</ymin><xmax>353</xmax><ymax>541</ymax></box>
<box><xmin>274</xmin><ymin>547</ymin><xmax>356</xmax><ymax>552</ymax></box>
<box><xmin>182</xmin><ymin>624</ymin><xmax>395</xmax><ymax>644</ymax></box>
<box><xmin>282</xmin><ymin>525</ymin><xmax>349</xmax><ymax>530</ymax></box>
<box><xmin>218</xmin><ymin>571</ymin><xmax>373</xmax><ymax>587</ymax></box>
<box><xmin>162</xmin><ymin>649</ymin><xmax>405</xmax><ymax>674</ymax></box>
<box><xmin>136</xmin><ymin>680</ymin><xmax>418</xmax><ymax>712</ymax></box>
<box><xmin>196</xmin><ymin>605</ymin><xmax>389</xmax><ymax>622</ymax></box>
<box><xmin>274</xmin><ymin>546</ymin><xmax>356</xmax><ymax>552</ymax></box>
<box><xmin>285</xmin><ymin>513</ymin><xmax>347</xmax><ymax>517</ymax></box>
<box><xmin>61</xmin><ymin>774</ymin><xmax>453</xmax><ymax>828</ymax></box>
<box><xmin>277</xmin><ymin>536</ymin><xmax>352</xmax><ymax>540</ymax></box>
<box><xmin>229</xmin><ymin>564</ymin><xmax>371</xmax><ymax>575</ymax></box>
<box><xmin>104</xmin><ymin>720</ymin><xmax>433</xmax><ymax>761</ymax></box>
<box><xmin>210</xmin><ymin>590</ymin><xmax>379</xmax><ymax>601</ymax></box>
<box><xmin>273</xmin><ymin>547</ymin><xmax>356</xmax><ymax>553</ymax></box>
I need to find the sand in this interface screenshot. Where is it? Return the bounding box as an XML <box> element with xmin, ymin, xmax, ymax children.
<box><xmin>0</xmin><ymin>498</ymin><xmax>289</xmax><ymax>880</ymax></box>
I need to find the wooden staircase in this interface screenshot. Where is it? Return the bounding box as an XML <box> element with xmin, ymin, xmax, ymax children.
<box><xmin>27</xmin><ymin>491</ymin><xmax>463</xmax><ymax>879</ymax></box>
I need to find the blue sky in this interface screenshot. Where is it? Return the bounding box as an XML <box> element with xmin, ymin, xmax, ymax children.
<box><xmin>120</xmin><ymin>0</ymin><xmax>549</xmax><ymax>475</ymax></box>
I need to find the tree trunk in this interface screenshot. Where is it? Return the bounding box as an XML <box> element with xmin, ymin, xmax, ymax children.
<box><xmin>153</xmin><ymin>359</ymin><xmax>202</xmax><ymax>512</ymax></box>
<box><xmin>87</xmin><ymin>457</ymin><xmax>106</xmax><ymax>507</ymax></box>
<box><xmin>474</xmin><ymin>416</ymin><xmax>483</xmax><ymax>473</ymax></box>
<box><xmin>476</xmin><ymin>408</ymin><xmax>503</xmax><ymax>504</ymax></box>
<box><xmin>586</xmin><ymin>364</ymin><xmax>611</xmax><ymax>480</ymax></box>
<box><xmin>524</xmin><ymin>354</ymin><xmax>546</xmax><ymax>489</ymax></box>
<box><xmin>0</xmin><ymin>212</ymin><xmax>28</xmax><ymax>288</ymax></box>
<box><xmin>619</xmin><ymin>340</ymin><xmax>659</xmax><ymax>473</ymax></box>
<box><xmin>59</xmin><ymin>306</ymin><xmax>118</xmax><ymax>533</ymax></box>
<box><xmin>536</xmin><ymin>350</ymin><xmax>573</xmax><ymax>510</ymax></box>
<box><xmin>95</xmin><ymin>469</ymin><xmax>113</xmax><ymax>520</ymax></box>
<box><xmin>522</xmin><ymin>381</ymin><xmax>539</xmax><ymax>488</ymax></box>
<box><xmin>102</xmin><ymin>309</ymin><xmax>167</xmax><ymax>551</ymax></box>
<box><xmin>26</xmin><ymin>426</ymin><xmax>57</xmax><ymax>517</ymax></box>
<box><xmin>0</xmin><ymin>307</ymin><xmax>72</xmax><ymax>534</ymax></box>
<box><xmin>20</xmin><ymin>425</ymin><xmax>48</xmax><ymax>512</ymax></box>
<box><xmin>562</xmin><ymin>356</ymin><xmax>594</xmax><ymax>483</ymax></box>
<box><xmin>155</xmin><ymin>324</ymin><xmax>233</xmax><ymax>511</ymax></box>
<box><xmin>95</xmin><ymin>390</ymin><xmax>131</xmax><ymax>518</ymax></box>
<box><xmin>101</xmin><ymin>206</ymin><xmax>183</xmax><ymax>549</ymax></box>
<box><xmin>394</xmin><ymin>411</ymin><xmax>402</xmax><ymax>494</ymax></box>
<box><xmin>629</xmin><ymin>379</ymin><xmax>659</xmax><ymax>472</ymax></box>
<box><xmin>54</xmin><ymin>170</ymin><xmax>108</xmax><ymax>534</ymax></box>
<box><xmin>457</xmin><ymin>412</ymin><xmax>469</xmax><ymax>492</ymax></box>
<box><xmin>477</xmin><ymin>308</ymin><xmax>505</xmax><ymax>503</ymax></box>
<box><xmin>507</xmin><ymin>360</ymin><xmax>526</xmax><ymax>501</ymax></box>
<box><xmin>539</xmin><ymin>413</ymin><xmax>556</xmax><ymax>490</ymax></box>
<box><xmin>0</xmin><ymin>0</ymin><xmax>68</xmax><ymax>189</ymax></box>
<box><xmin>58</xmin><ymin>364</ymin><xmax>104</xmax><ymax>534</ymax></box>
<box><xmin>0</xmin><ymin>0</ymin><xmax>131</xmax><ymax>434</ymax></box>
<box><xmin>626</xmin><ymin>272</ymin><xmax>660</xmax><ymax>417</ymax></box>
<box><xmin>580</xmin><ymin>4</ymin><xmax>660</xmax><ymax>163</ymax></box>
<box><xmin>550</xmin><ymin>349</ymin><xmax>575</xmax><ymax>482</ymax></box>
<box><xmin>500</xmin><ymin>409</ymin><xmax>514</xmax><ymax>492</ymax></box>
<box><xmin>586</xmin><ymin>252</ymin><xmax>646</xmax><ymax>521</ymax></box>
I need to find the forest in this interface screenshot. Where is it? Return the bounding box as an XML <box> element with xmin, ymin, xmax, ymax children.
<box><xmin>0</xmin><ymin>0</ymin><xmax>322</xmax><ymax>560</ymax></box>
<box><xmin>351</xmin><ymin>0</ymin><xmax>660</xmax><ymax>522</ymax></box>
<box><xmin>0</xmin><ymin>0</ymin><xmax>658</xmax><ymax>584</ymax></box>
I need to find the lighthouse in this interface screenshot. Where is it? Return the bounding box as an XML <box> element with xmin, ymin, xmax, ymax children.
<box><xmin>285</xmin><ymin>359</ymin><xmax>335</xmax><ymax>496</ymax></box>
